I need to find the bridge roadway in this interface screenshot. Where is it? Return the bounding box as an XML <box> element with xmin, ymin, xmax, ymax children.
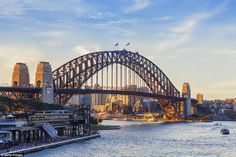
<box><xmin>0</xmin><ymin>86</ymin><xmax>41</xmax><ymax>93</ymax></box>
<box><xmin>55</xmin><ymin>88</ymin><xmax>186</xmax><ymax>101</ymax></box>
<box><xmin>0</xmin><ymin>86</ymin><xmax>194</xmax><ymax>102</ymax></box>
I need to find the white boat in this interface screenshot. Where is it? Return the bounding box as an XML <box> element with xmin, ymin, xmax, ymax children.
<box><xmin>220</xmin><ymin>128</ymin><xmax>229</xmax><ymax>135</ymax></box>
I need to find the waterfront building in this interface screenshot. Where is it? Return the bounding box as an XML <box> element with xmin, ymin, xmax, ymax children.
<box><xmin>70</xmin><ymin>95</ymin><xmax>80</xmax><ymax>105</ymax></box>
<box><xmin>93</xmin><ymin>84</ymin><xmax>107</xmax><ymax>106</ymax></box>
<box><xmin>12</xmin><ymin>63</ymin><xmax>30</xmax><ymax>87</ymax></box>
<box><xmin>197</xmin><ymin>93</ymin><xmax>204</xmax><ymax>105</ymax></box>
<box><xmin>0</xmin><ymin>107</ymin><xmax>91</xmax><ymax>147</ymax></box>
<box><xmin>140</xmin><ymin>100</ymin><xmax>162</xmax><ymax>113</ymax></box>
<box><xmin>128</xmin><ymin>85</ymin><xmax>139</xmax><ymax>105</ymax></box>
<box><xmin>79</xmin><ymin>95</ymin><xmax>92</xmax><ymax>106</ymax></box>
<box><xmin>116</xmin><ymin>95</ymin><xmax>128</xmax><ymax>106</ymax></box>
<box><xmin>133</xmin><ymin>101</ymin><xmax>143</xmax><ymax>113</ymax></box>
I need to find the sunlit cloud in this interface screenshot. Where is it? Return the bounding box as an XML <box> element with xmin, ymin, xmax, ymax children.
<box><xmin>72</xmin><ymin>45</ymin><xmax>101</xmax><ymax>56</ymax></box>
<box><xmin>126</xmin><ymin>0</ymin><xmax>150</xmax><ymax>13</ymax></box>
<box><xmin>37</xmin><ymin>31</ymin><xmax>66</xmax><ymax>37</ymax></box>
<box><xmin>208</xmin><ymin>79</ymin><xmax>236</xmax><ymax>90</ymax></box>
<box><xmin>0</xmin><ymin>43</ymin><xmax>43</xmax><ymax>84</ymax></box>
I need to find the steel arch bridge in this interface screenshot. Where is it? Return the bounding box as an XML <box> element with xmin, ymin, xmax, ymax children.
<box><xmin>53</xmin><ymin>50</ymin><xmax>180</xmax><ymax>100</ymax></box>
<box><xmin>0</xmin><ymin>50</ymin><xmax>189</xmax><ymax>119</ymax></box>
<box><xmin>53</xmin><ymin>50</ymin><xmax>183</xmax><ymax>119</ymax></box>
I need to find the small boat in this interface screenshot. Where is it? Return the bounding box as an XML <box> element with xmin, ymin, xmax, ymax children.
<box><xmin>220</xmin><ymin>128</ymin><xmax>229</xmax><ymax>135</ymax></box>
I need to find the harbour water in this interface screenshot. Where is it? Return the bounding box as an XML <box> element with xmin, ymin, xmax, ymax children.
<box><xmin>26</xmin><ymin>120</ymin><xmax>236</xmax><ymax>157</ymax></box>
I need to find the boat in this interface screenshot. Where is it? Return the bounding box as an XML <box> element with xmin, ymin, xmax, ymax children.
<box><xmin>220</xmin><ymin>128</ymin><xmax>229</xmax><ymax>135</ymax></box>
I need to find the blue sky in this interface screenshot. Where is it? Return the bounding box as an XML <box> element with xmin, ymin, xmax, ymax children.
<box><xmin>0</xmin><ymin>0</ymin><xmax>236</xmax><ymax>100</ymax></box>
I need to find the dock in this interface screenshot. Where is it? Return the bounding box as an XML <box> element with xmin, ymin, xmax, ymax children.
<box><xmin>0</xmin><ymin>134</ymin><xmax>101</xmax><ymax>156</ymax></box>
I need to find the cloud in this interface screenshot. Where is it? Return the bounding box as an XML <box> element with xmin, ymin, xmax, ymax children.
<box><xmin>156</xmin><ymin>16</ymin><xmax>174</xmax><ymax>21</ymax></box>
<box><xmin>86</xmin><ymin>11</ymin><xmax>114</xmax><ymax>20</ymax></box>
<box><xmin>37</xmin><ymin>31</ymin><xmax>66</xmax><ymax>37</ymax></box>
<box><xmin>195</xmin><ymin>78</ymin><xmax>236</xmax><ymax>100</ymax></box>
<box><xmin>126</xmin><ymin>0</ymin><xmax>150</xmax><ymax>13</ymax></box>
<box><xmin>72</xmin><ymin>45</ymin><xmax>101</xmax><ymax>56</ymax></box>
<box><xmin>155</xmin><ymin>1</ymin><xmax>228</xmax><ymax>52</ymax></box>
<box><xmin>45</xmin><ymin>40</ymin><xmax>63</xmax><ymax>47</ymax></box>
<box><xmin>0</xmin><ymin>44</ymin><xmax>43</xmax><ymax>84</ymax></box>
<box><xmin>0</xmin><ymin>1</ymin><xmax>24</xmax><ymax>17</ymax></box>
<box><xmin>0</xmin><ymin>0</ymin><xmax>90</xmax><ymax>19</ymax></box>
<box><xmin>36</xmin><ymin>31</ymin><xmax>67</xmax><ymax>47</ymax></box>
<box><xmin>208</xmin><ymin>79</ymin><xmax>236</xmax><ymax>90</ymax></box>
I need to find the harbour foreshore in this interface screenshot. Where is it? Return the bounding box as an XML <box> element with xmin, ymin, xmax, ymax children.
<box><xmin>0</xmin><ymin>134</ymin><xmax>101</xmax><ymax>156</ymax></box>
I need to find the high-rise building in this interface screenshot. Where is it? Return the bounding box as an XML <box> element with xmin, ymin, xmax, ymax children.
<box><xmin>93</xmin><ymin>84</ymin><xmax>107</xmax><ymax>106</ymax></box>
<box><xmin>79</xmin><ymin>95</ymin><xmax>92</xmax><ymax>106</ymax></box>
<box><xmin>70</xmin><ymin>95</ymin><xmax>80</xmax><ymax>105</ymax></box>
<box><xmin>128</xmin><ymin>85</ymin><xmax>138</xmax><ymax>105</ymax></box>
<box><xmin>12</xmin><ymin>63</ymin><xmax>30</xmax><ymax>87</ymax></box>
<box><xmin>196</xmin><ymin>93</ymin><xmax>203</xmax><ymax>105</ymax></box>
<box><xmin>139</xmin><ymin>86</ymin><xmax>149</xmax><ymax>92</ymax></box>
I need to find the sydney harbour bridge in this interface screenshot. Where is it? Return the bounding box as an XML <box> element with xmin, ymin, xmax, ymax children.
<box><xmin>0</xmin><ymin>50</ymin><xmax>195</xmax><ymax>119</ymax></box>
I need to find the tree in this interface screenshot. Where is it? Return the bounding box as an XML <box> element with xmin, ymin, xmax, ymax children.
<box><xmin>98</xmin><ymin>119</ymin><xmax>103</xmax><ymax>125</ymax></box>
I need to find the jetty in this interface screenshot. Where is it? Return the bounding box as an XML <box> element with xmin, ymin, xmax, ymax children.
<box><xmin>0</xmin><ymin>134</ymin><xmax>100</xmax><ymax>156</ymax></box>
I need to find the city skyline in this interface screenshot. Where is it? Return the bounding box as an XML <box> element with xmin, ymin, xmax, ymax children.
<box><xmin>0</xmin><ymin>0</ymin><xmax>236</xmax><ymax>100</ymax></box>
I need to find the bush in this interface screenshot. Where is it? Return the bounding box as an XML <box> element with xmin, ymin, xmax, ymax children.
<box><xmin>0</xmin><ymin>96</ymin><xmax>64</xmax><ymax>113</ymax></box>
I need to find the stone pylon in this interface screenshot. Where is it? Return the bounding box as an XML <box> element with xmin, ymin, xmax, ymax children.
<box><xmin>182</xmin><ymin>82</ymin><xmax>191</xmax><ymax>118</ymax></box>
<box><xmin>35</xmin><ymin>62</ymin><xmax>54</xmax><ymax>104</ymax></box>
<box><xmin>12</xmin><ymin>63</ymin><xmax>30</xmax><ymax>87</ymax></box>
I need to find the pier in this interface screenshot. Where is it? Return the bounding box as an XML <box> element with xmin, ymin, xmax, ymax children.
<box><xmin>0</xmin><ymin>134</ymin><xmax>100</xmax><ymax>156</ymax></box>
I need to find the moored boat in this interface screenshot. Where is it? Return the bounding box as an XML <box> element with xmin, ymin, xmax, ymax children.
<box><xmin>220</xmin><ymin>128</ymin><xmax>229</xmax><ymax>135</ymax></box>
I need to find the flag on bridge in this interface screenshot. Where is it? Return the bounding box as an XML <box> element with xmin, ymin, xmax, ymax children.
<box><xmin>114</xmin><ymin>43</ymin><xmax>119</xmax><ymax>47</ymax></box>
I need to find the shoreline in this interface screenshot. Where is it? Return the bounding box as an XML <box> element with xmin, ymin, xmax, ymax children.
<box><xmin>92</xmin><ymin>124</ymin><xmax>121</xmax><ymax>130</ymax></box>
<box><xmin>0</xmin><ymin>134</ymin><xmax>101</xmax><ymax>156</ymax></box>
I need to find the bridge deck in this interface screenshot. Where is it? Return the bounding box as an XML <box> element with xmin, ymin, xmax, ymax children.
<box><xmin>0</xmin><ymin>86</ymin><xmax>198</xmax><ymax>103</ymax></box>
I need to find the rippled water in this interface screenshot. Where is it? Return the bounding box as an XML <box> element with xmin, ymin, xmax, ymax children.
<box><xmin>26</xmin><ymin>121</ymin><xmax>236</xmax><ymax>157</ymax></box>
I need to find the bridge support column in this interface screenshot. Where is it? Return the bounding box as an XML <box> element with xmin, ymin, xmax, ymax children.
<box><xmin>35</xmin><ymin>62</ymin><xmax>54</xmax><ymax>104</ymax></box>
<box><xmin>182</xmin><ymin>83</ymin><xmax>191</xmax><ymax>119</ymax></box>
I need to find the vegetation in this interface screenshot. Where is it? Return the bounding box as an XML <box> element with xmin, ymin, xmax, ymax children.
<box><xmin>0</xmin><ymin>96</ymin><xmax>64</xmax><ymax>114</ymax></box>
<box><xmin>90</xmin><ymin>117</ymin><xmax>103</xmax><ymax>125</ymax></box>
<box><xmin>90</xmin><ymin>116</ymin><xmax>99</xmax><ymax>125</ymax></box>
<box><xmin>196</xmin><ymin>104</ymin><xmax>211</xmax><ymax>115</ymax></box>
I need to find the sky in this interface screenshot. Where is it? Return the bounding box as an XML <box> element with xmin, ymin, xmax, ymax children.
<box><xmin>0</xmin><ymin>0</ymin><xmax>236</xmax><ymax>100</ymax></box>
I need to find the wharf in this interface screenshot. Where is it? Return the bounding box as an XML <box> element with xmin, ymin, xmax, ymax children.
<box><xmin>0</xmin><ymin>134</ymin><xmax>101</xmax><ymax>156</ymax></box>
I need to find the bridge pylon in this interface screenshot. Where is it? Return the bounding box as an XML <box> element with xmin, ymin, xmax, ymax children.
<box><xmin>182</xmin><ymin>83</ymin><xmax>191</xmax><ymax>118</ymax></box>
<box><xmin>12</xmin><ymin>63</ymin><xmax>30</xmax><ymax>87</ymax></box>
<box><xmin>35</xmin><ymin>62</ymin><xmax>54</xmax><ymax>104</ymax></box>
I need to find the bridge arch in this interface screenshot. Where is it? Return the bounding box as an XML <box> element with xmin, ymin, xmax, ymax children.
<box><xmin>53</xmin><ymin>50</ymin><xmax>180</xmax><ymax>104</ymax></box>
